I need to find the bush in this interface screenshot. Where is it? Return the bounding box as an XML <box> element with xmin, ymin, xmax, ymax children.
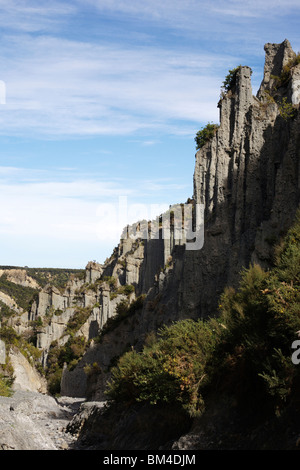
<box><xmin>0</xmin><ymin>275</ymin><xmax>38</xmax><ymax>312</ymax></box>
<box><xmin>271</xmin><ymin>52</ymin><xmax>300</xmax><ymax>90</ymax></box>
<box><xmin>221</xmin><ymin>65</ymin><xmax>241</xmax><ymax>94</ymax></box>
<box><xmin>211</xmin><ymin>209</ymin><xmax>300</xmax><ymax>412</ymax></box>
<box><xmin>195</xmin><ymin>122</ymin><xmax>219</xmax><ymax>150</ymax></box>
<box><xmin>46</xmin><ymin>335</ymin><xmax>88</xmax><ymax>395</ymax></box>
<box><xmin>65</xmin><ymin>307</ymin><xmax>92</xmax><ymax>335</ymax></box>
<box><xmin>106</xmin><ymin>319</ymin><xmax>217</xmax><ymax>416</ymax></box>
<box><xmin>278</xmin><ymin>97</ymin><xmax>296</xmax><ymax>120</ymax></box>
<box><xmin>0</xmin><ymin>374</ymin><xmax>13</xmax><ymax>397</ymax></box>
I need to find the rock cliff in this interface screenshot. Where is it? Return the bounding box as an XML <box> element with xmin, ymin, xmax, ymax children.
<box><xmin>56</xmin><ymin>39</ymin><xmax>300</xmax><ymax>401</ymax></box>
<box><xmin>0</xmin><ymin>41</ymin><xmax>299</xmax><ymax>448</ymax></box>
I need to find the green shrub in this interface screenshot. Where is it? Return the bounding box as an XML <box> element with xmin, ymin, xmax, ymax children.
<box><xmin>211</xmin><ymin>210</ymin><xmax>300</xmax><ymax>411</ymax></box>
<box><xmin>100</xmin><ymin>295</ymin><xmax>146</xmax><ymax>336</ymax></box>
<box><xmin>106</xmin><ymin>319</ymin><xmax>217</xmax><ymax>416</ymax></box>
<box><xmin>102</xmin><ymin>276</ymin><xmax>117</xmax><ymax>290</ymax></box>
<box><xmin>271</xmin><ymin>52</ymin><xmax>300</xmax><ymax>90</ymax></box>
<box><xmin>0</xmin><ymin>301</ymin><xmax>15</xmax><ymax>321</ymax></box>
<box><xmin>0</xmin><ymin>275</ymin><xmax>38</xmax><ymax>312</ymax></box>
<box><xmin>46</xmin><ymin>335</ymin><xmax>89</xmax><ymax>395</ymax></box>
<box><xmin>195</xmin><ymin>122</ymin><xmax>219</xmax><ymax>150</ymax></box>
<box><xmin>65</xmin><ymin>307</ymin><xmax>92</xmax><ymax>335</ymax></box>
<box><xmin>118</xmin><ymin>284</ymin><xmax>135</xmax><ymax>296</ymax></box>
<box><xmin>278</xmin><ymin>97</ymin><xmax>296</xmax><ymax>120</ymax></box>
<box><xmin>221</xmin><ymin>65</ymin><xmax>241</xmax><ymax>93</ymax></box>
<box><xmin>0</xmin><ymin>374</ymin><xmax>13</xmax><ymax>397</ymax></box>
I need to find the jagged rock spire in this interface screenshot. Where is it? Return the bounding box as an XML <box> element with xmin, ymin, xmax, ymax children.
<box><xmin>257</xmin><ymin>39</ymin><xmax>296</xmax><ymax>99</ymax></box>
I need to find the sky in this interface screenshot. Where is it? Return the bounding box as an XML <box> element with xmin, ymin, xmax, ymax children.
<box><xmin>0</xmin><ymin>0</ymin><xmax>299</xmax><ymax>269</ymax></box>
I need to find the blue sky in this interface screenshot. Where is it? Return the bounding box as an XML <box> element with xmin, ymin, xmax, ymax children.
<box><xmin>0</xmin><ymin>0</ymin><xmax>299</xmax><ymax>268</ymax></box>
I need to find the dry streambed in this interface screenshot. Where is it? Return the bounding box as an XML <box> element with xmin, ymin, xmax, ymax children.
<box><xmin>0</xmin><ymin>390</ymin><xmax>84</xmax><ymax>450</ymax></box>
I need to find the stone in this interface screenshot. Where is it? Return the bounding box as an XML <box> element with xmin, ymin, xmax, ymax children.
<box><xmin>0</xmin><ymin>339</ymin><xmax>6</xmax><ymax>364</ymax></box>
<box><xmin>0</xmin><ymin>391</ymin><xmax>79</xmax><ymax>450</ymax></box>
<box><xmin>257</xmin><ymin>39</ymin><xmax>296</xmax><ymax>98</ymax></box>
<box><xmin>289</xmin><ymin>63</ymin><xmax>300</xmax><ymax>105</ymax></box>
<box><xmin>9</xmin><ymin>348</ymin><xmax>47</xmax><ymax>393</ymax></box>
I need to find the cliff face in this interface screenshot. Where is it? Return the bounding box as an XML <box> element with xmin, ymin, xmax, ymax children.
<box><xmin>57</xmin><ymin>39</ymin><xmax>300</xmax><ymax>400</ymax></box>
<box><xmin>147</xmin><ymin>39</ymin><xmax>300</xmax><ymax>324</ymax></box>
<box><xmin>1</xmin><ymin>40</ymin><xmax>299</xmax><ymax>402</ymax></box>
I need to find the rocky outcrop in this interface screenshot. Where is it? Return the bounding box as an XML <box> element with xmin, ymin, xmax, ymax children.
<box><xmin>0</xmin><ymin>269</ymin><xmax>40</xmax><ymax>289</ymax></box>
<box><xmin>9</xmin><ymin>348</ymin><xmax>47</xmax><ymax>393</ymax></box>
<box><xmin>85</xmin><ymin>261</ymin><xmax>103</xmax><ymax>284</ymax></box>
<box><xmin>144</xmin><ymin>40</ymin><xmax>300</xmax><ymax>324</ymax></box>
<box><xmin>0</xmin><ymin>291</ymin><xmax>22</xmax><ymax>314</ymax></box>
<box><xmin>257</xmin><ymin>39</ymin><xmax>296</xmax><ymax>99</ymax></box>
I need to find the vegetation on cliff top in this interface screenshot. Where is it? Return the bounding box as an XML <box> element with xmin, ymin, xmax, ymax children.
<box><xmin>194</xmin><ymin>122</ymin><xmax>219</xmax><ymax>150</ymax></box>
<box><xmin>221</xmin><ymin>65</ymin><xmax>242</xmax><ymax>93</ymax></box>
<box><xmin>106</xmin><ymin>209</ymin><xmax>300</xmax><ymax>418</ymax></box>
<box><xmin>194</xmin><ymin>66</ymin><xmax>245</xmax><ymax>151</ymax></box>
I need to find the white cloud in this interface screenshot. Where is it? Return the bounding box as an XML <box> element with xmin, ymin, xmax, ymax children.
<box><xmin>81</xmin><ymin>0</ymin><xmax>300</xmax><ymax>30</ymax></box>
<box><xmin>1</xmin><ymin>1</ymin><xmax>297</xmax><ymax>139</ymax></box>
<box><xmin>0</xmin><ymin>168</ymin><xmax>190</xmax><ymax>250</ymax></box>
<box><xmin>0</xmin><ymin>0</ymin><xmax>76</xmax><ymax>32</ymax></box>
<box><xmin>0</xmin><ymin>33</ymin><xmax>232</xmax><ymax>137</ymax></box>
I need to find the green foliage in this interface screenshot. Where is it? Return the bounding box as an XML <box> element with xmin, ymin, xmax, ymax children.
<box><xmin>0</xmin><ymin>324</ymin><xmax>41</xmax><ymax>376</ymax></box>
<box><xmin>278</xmin><ymin>97</ymin><xmax>297</xmax><ymax>120</ymax></box>
<box><xmin>195</xmin><ymin>122</ymin><xmax>219</xmax><ymax>150</ymax></box>
<box><xmin>117</xmin><ymin>284</ymin><xmax>135</xmax><ymax>296</ymax></box>
<box><xmin>0</xmin><ymin>374</ymin><xmax>13</xmax><ymax>397</ymax></box>
<box><xmin>25</xmin><ymin>267</ymin><xmax>84</xmax><ymax>289</ymax></box>
<box><xmin>0</xmin><ymin>274</ymin><xmax>38</xmax><ymax>312</ymax></box>
<box><xmin>102</xmin><ymin>276</ymin><xmax>117</xmax><ymax>290</ymax></box>
<box><xmin>0</xmin><ymin>301</ymin><xmax>15</xmax><ymax>321</ymax></box>
<box><xmin>271</xmin><ymin>52</ymin><xmax>300</xmax><ymax>90</ymax></box>
<box><xmin>0</xmin><ymin>325</ymin><xmax>21</xmax><ymax>346</ymax></box>
<box><xmin>110</xmin><ymin>284</ymin><xmax>135</xmax><ymax>300</ymax></box>
<box><xmin>221</xmin><ymin>65</ymin><xmax>241</xmax><ymax>93</ymax></box>
<box><xmin>65</xmin><ymin>307</ymin><xmax>92</xmax><ymax>335</ymax></box>
<box><xmin>213</xmin><ymin>210</ymin><xmax>300</xmax><ymax>411</ymax></box>
<box><xmin>106</xmin><ymin>319</ymin><xmax>217</xmax><ymax>416</ymax></box>
<box><xmin>46</xmin><ymin>335</ymin><xmax>88</xmax><ymax>395</ymax></box>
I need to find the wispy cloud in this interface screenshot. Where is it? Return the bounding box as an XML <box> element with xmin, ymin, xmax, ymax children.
<box><xmin>0</xmin><ymin>167</ymin><xmax>189</xmax><ymax>246</ymax></box>
<box><xmin>0</xmin><ymin>34</ymin><xmax>230</xmax><ymax>137</ymax></box>
<box><xmin>0</xmin><ymin>0</ymin><xmax>76</xmax><ymax>32</ymax></box>
<box><xmin>81</xmin><ymin>0</ymin><xmax>300</xmax><ymax>31</ymax></box>
<box><xmin>0</xmin><ymin>1</ymin><xmax>297</xmax><ymax>140</ymax></box>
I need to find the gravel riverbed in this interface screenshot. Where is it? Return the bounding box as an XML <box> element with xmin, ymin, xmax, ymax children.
<box><xmin>0</xmin><ymin>390</ymin><xmax>85</xmax><ymax>450</ymax></box>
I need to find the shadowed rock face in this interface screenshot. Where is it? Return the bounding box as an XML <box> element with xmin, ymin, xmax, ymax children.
<box><xmin>147</xmin><ymin>40</ymin><xmax>300</xmax><ymax>324</ymax></box>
